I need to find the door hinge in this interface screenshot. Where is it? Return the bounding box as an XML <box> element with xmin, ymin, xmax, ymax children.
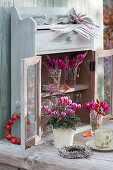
<box><xmin>90</xmin><ymin>61</ymin><xmax>95</xmax><ymax>71</ymax></box>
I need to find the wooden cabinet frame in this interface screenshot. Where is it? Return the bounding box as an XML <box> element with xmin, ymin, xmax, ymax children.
<box><xmin>21</xmin><ymin>56</ymin><xmax>41</xmax><ymax>151</ymax></box>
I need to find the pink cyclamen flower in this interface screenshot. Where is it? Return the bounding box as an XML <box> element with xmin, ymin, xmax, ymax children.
<box><xmin>52</xmin><ymin>111</ymin><xmax>59</xmax><ymax>118</ymax></box>
<box><xmin>61</xmin><ymin>112</ymin><xmax>66</xmax><ymax>117</ymax></box>
<box><xmin>68</xmin><ymin>109</ymin><xmax>74</xmax><ymax>115</ymax></box>
<box><xmin>67</xmin><ymin>100</ymin><xmax>72</xmax><ymax>105</ymax></box>
<box><xmin>77</xmin><ymin>104</ymin><xmax>81</xmax><ymax>110</ymax></box>
<box><xmin>66</xmin><ymin>105</ymin><xmax>72</xmax><ymax>110</ymax></box>
<box><xmin>57</xmin><ymin>60</ymin><xmax>67</xmax><ymax>70</ymax></box>
<box><xmin>76</xmin><ymin>54</ymin><xmax>85</xmax><ymax>62</ymax></box>
<box><xmin>90</xmin><ymin>102</ymin><xmax>96</xmax><ymax>110</ymax></box>
<box><xmin>64</xmin><ymin>96</ymin><xmax>68</xmax><ymax>103</ymax></box>
<box><xmin>53</xmin><ymin>104</ymin><xmax>57</xmax><ymax>110</ymax></box>
<box><xmin>69</xmin><ymin>59</ymin><xmax>76</xmax><ymax>67</ymax></box>
<box><xmin>58</xmin><ymin>97</ymin><xmax>64</xmax><ymax>104</ymax></box>
<box><xmin>72</xmin><ymin>103</ymin><xmax>77</xmax><ymax>110</ymax></box>
<box><xmin>103</xmin><ymin>102</ymin><xmax>107</xmax><ymax>107</ymax></box>
<box><xmin>44</xmin><ymin>106</ymin><xmax>49</xmax><ymax>112</ymax></box>
<box><xmin>104</xmin><ymin>107</ymin><xmax>109</xmax><ymax>112</ymax></box>
<box><xmin>60</xmin><ymin>63</ymin><xmax>67</xmax><ymax>70</ymax></box>
<box><xmin>48</xmin><ymin>109</ymin><xmax>52</xmax><ymax>115</ymax></box>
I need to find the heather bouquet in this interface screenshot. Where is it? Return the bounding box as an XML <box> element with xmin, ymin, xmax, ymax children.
<box><xmin>83</xmin><ymin>99</ymin><xmax>109</xmax><ymax>133</ymax></box>
<box><xmin>68</xmin><ymin>13</ymin><xmax>99</xmax><ymax>28</ymax></box>
<box><xmin>44</xmin><ymin>96</ymin><xmax>81</xmax><ymax>130</ymax></box>
<box><xmin>65</xmin><ymin>53</ymin><xmax>87</xmax><ymax>87</ymax></box>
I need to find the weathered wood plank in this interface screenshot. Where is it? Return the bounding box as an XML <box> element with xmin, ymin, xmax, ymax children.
<box><xmin>0</xmin><ymin>164</ymin><xmax>19</xmax><ymax>170</ymax></box>
<box><xmin>11</xmin><ymin>7</ymin><xmax>36</xmax><ymax>137</ymax></box>
<box><xmin>54</xmin><ymin>0</ymin><xmax>72</xmax><ymax>7</ymax></box>
<box><xmin>0</xmin><ymin>0</ymin><xmax>13</xmax><ymax>139</ymax></box>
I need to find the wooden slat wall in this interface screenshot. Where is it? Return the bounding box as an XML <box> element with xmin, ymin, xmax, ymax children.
<box><xmin>0</xmin><ymin>0</ymin><xmax>103</xmax><ymax>138</ymax></box>
<box><xmin>0</xmin><ymin>0</ymin><xmax>13</xmax><ymax>138</ymax></box>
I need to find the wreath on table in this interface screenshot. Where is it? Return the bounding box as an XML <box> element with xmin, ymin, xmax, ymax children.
<box><xmin>4</xmin><ymin>113</ymin><xmax>30</xmax><ymax>145</ymax></box>
<box><xmin>59</xmin><ymin>145</ymin><xmax>93</xmax><ymax>159</ymax></box>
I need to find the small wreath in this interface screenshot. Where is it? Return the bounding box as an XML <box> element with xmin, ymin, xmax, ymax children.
<box><xmin>5</xmin><ymin>113</ymin><xmax>30</xmax><ymax>145</ymax></box>
<box><xmin>59</xmin><ymin>145</ymin><xmax>93</xmax><ymax>159</ymax></box>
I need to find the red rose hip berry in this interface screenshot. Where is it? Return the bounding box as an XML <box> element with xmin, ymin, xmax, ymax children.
<box><xmin>11</xmin><ymin>137</ymin><xmax>17</xmax><ymax>144</ymax></box>
<box><xmin>12</xmin><ymin>114</ymin><xmax>17</xmax><ymax>120</ymax></box>
<box><xmin>8</xmin><ymin>119</ymin><xmax>14</xmax><ymax>125</ymax></box>
<box><xmin>7</xmin><ymin>134</ymin><xmax>12</xmax><ymax>140</ymax></box>
<box><xmin>5</xmin><ymin>124</ymin><xmax>11</xmax><ymax>130</ymax></box>
<box><xmin>6</xmin><ymin>131</ymin><xmax>10</xmax><ymax>136</ymax></box>
<box><xmin>16</xmin><ymin>138</ymin><xmax>21</xmax><ymax>144</ymax></box>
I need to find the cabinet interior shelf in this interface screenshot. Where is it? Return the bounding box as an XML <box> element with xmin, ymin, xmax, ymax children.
<box><xmin>41</xmin><ymin>84</ymin><xmax>88</xmax><ymax>98</ymax></box>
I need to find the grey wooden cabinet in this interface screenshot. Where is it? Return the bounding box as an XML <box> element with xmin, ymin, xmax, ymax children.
<box><xmin>10</xmin><ymin>7</ymin><xmax>99</xmax><ymax>149</ymax></box>
<box><xmin>0</xmin><ymin>0</ymin><xmax>103</xmax><ymax>139</ymax></box>
<box><xmin>11</xmin><ymin>7</ymin><xmax>94</xmax><ymax>115</ymax></box>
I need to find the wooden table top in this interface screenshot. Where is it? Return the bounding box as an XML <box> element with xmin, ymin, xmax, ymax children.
<box><xmin>0</xmin><ymin>121</ymin><xmax>113</xmax><ymax>170</ymax></box>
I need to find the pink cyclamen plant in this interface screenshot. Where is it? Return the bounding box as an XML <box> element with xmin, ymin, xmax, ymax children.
<box><xmin>44</xmin><ymin>96</ymin><xmax>81</xmax><ymax>130</ymax></box>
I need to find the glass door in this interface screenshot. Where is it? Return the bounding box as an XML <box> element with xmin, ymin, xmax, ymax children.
<box><xmin>21</xmin><ymin>56</ymin><xmax>41</xmax><ymax>151</ymax></box>
<box><xmin>96</xmin><ymin>50</ymin><xmax>113</xmax><ymax>121</ymax></box>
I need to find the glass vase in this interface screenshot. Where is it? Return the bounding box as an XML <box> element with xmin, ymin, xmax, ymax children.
<box><xmin>90</xmin><ymin>111</ymin><xmax>103</xmax><ymax>134</ymax></box>
<box><xmin>48</xmin><ymin>69</ymin><xmax>61</xmax><ymax>86</ymax></box>
<box><xmin>65</xmin><ymin>67</ymin><xmax>77</xmax><ymax>88</ymax></box>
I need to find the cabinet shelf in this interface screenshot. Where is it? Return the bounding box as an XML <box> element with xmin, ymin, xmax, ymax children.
<box><xmin>41</xmin><ymin>84</ymin><xmax>88</xmax><ymax>98</ymax></box>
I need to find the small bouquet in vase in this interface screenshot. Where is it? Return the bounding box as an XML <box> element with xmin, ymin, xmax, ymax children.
<box><xmin>83</xmin><ymin>99</ymin><xmax>109</xmax><ymax>133</ymax></box>
<box><xmin>65</xmin><ymin>52</ymin><xmax>87</xmax><ymax>87</ymax></box>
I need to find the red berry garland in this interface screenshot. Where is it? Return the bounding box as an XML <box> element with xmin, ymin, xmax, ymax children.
<box><xmin>5</xmin><ymin>113</ymin><xmax>30</xmax><ymax>145</ymax></box>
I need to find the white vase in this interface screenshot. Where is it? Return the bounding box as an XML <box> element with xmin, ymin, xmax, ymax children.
<box><xmin>53</xmin><ymin>128</ymin><xmax>75</xmax><ymax>148</ymax></box>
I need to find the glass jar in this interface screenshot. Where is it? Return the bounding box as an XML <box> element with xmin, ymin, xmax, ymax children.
<box><xmin>90</xmin><ymin>110</ymin><xmax>103</xmax><ymax>134</ymax></box>
<box><xmin>65</xmin><ymin>67</ymin><xmax>78</xmax><ymax>88</ymax></box>
<box><xmin>48</xmin><ymin>69</ymin><xmax>61</xmax><ymax>86</ymax></box>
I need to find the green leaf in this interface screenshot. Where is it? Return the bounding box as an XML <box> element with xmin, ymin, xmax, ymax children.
<box><xmin>71</xmin><ymin>126</ymin><xmax>76</xmax><ymax>130</ymax></box>
<box><xmin>53</xmin><ymin>123</ymin><xmax>61</xmax><ymax>129</ymax></box>
<box><xmin>64</xmin><ymin>116</ymin><xmax>69</xmax><ymax>122</ymax></box>
<box><xmin>46</xmin><ymin>117</ymin><xmax>56</xmax><ymax>126</ymax></box>
<box><xmin>68</xmin><ymin>124</ymin><xmax>76</xmax><ymax>130</ymax></box>
<box><xmin>61</xmin><ymin>123</ymin><xmax>68</xmax><ymax>129</ymax></box>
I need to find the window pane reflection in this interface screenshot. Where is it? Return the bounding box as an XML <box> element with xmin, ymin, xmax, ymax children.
<box><xmin>97</xmin><ymin>56</ymin><xmax>112</xmax><ymax>115</ymax></box>
<box><xmin>27</xmin><ymin>64</ymin><xmax>37</xmax><ymax>140</ymax></box>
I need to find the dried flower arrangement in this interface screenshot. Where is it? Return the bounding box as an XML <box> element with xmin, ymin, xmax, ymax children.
<box><xmin>68</xmin><ymin>13</ymin><xmax>100</xmax><ymax>28</ymax></box>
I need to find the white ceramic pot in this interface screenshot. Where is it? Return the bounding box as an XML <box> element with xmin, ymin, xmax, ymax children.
<box><xmin>53</xmin><ymin>128</ymin><xmax>75</xmax><ymax>148</ymax></box>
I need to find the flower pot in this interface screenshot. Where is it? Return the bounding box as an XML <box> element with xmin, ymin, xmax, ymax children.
<box><xmin>48</xmin><ymin>69</ymin><xmax>61</xmax><ymax>86</ymax></box>
<box><xmin>53</xmin><ymin>128</ymin><xmax>75</xmax><ymax>148</ymax></box>
<box><xmin>90</xmin><ymin>111</ymin><xmax>103</xmax><ymax>134</ymax></box>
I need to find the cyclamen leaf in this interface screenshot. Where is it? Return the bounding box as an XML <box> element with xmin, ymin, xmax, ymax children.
<box><xmin>71</xmin><ymin>120</ymin><xmax>78</xmax><ymax>125</ymax></box>
<box><xmin>68</xmin><ymin>124</ymin><xmax>76</xmax><ymax>130</ymax></box>
<box><xmin>53</xmin><ymin>123</ymin><xmax>61</xmax><ymax>129</ymax></box>
<box><xmin>46</xmin><ymin>117</ymin><xmax>56</xmax><ymax>126</ymax></box>
<box><xmin>61</xmin><ymin>123</ymin><xmax>68</xmax><ymax>129</ymax></box>
<box><xmin>64</xmin><ymin>117</ymin><xmax>69</xmax><ymax>121</ymax></box>
<box><xmin>71</xmin><ymin>126</ymin><xmax>76</xmax><ymax>130</ymax></box>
